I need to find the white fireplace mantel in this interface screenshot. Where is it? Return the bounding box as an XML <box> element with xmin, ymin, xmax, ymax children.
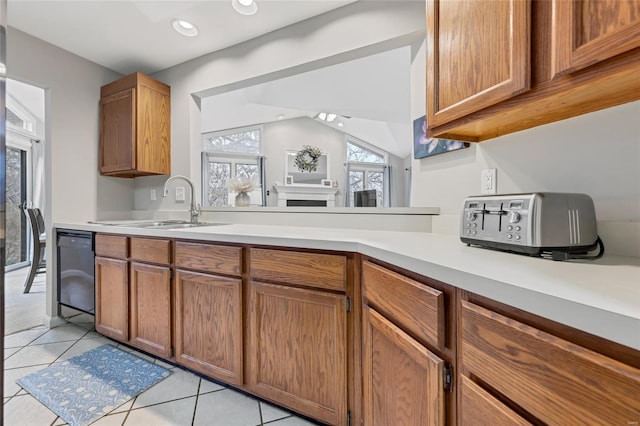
<box><xmin>273</xmin><ymin>184</ymin><xmax>340</xmax><ymax>207</ymax></box>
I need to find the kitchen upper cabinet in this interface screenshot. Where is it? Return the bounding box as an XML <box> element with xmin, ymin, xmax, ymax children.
<box><xmin>247</xmin><ymin>281</ymin><xmax>348</xmax><ymax>425</ymax></box>
<box><xmin>459</xmin><ymin>298</ymin><xmax>640</xmax><ymax>424</ymax></box>
<box><xmin>95</xmin><ymin>234</ymin><xmax>129</xmax><ymax>342</ymax></box>
<box><xmin>362</xmin><ymin>306</ymin><xmax>445</xmax><ymax>426</ymax></box>
<box><xmin>129</xmin><ymin>237</ymin><xmax>172</xmax><ymax>358</ymax></box>
<box><xmin>426</xmin><ymin>0</ymin><xmax>530</xmax><ymax>128</ymax></box>
<box><xmin>100</xmin><ymin>72</ymin><xmax>170</xmax><ymax>178</ymax></box>
<box><xmin>552</xmin><ymin>0</ymin><xmax>640</xmax><ymax>77</ymax></box>
<box><xmin>426</xmin><ymin>0</ymin><xmax>640</xmax><ymax>141</ymax></box>
<box><xmin>174</xmin><ymin>241</ymin><xmax>244</xmax><ymax>386</ymax></box>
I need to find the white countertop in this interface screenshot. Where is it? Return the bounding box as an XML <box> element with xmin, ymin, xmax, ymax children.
<box><xmin>56</xmin><ymin>221</ymin><xmax>640</xmax><ymax>350</ymax></box>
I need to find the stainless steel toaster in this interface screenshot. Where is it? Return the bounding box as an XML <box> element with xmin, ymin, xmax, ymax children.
<box><xmin>460</xmin><ymin>193</ymin><xmax>602</xmax><ymax>259</ymax></box>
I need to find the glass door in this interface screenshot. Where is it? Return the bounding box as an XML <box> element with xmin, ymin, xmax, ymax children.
<box><xmin>5</xmin><ymin>146</ymin><xmax>28</xmax><ymax>269</ymax></box>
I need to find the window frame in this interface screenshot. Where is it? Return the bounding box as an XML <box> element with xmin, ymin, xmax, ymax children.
<box><xmin>345</xmin><ymin>136</ymin><xmax>391</xmax><ymax>207</ymax></box>
<box><xmin>201</xmin><ymin>124</ymin><xmax>265</xmax><ymax>207</ymax></box>
<box><xmin>201</xmin><ymin>124</ymin><xmax>263</xmax><ymax>155</ymax></box>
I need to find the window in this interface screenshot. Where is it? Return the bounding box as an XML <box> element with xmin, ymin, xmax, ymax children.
<box><xmin>202</xmin><ymin>126</ymin><xmax>265</xmax><ymax>207</ymax></box>
<box><xmin>346</xmin><ymin>139</ymin><xmax>390</xmax><ymax>207</ymax></box>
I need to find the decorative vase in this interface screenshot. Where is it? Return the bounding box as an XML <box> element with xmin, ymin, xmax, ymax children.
<box><xmin>235</xmin><ymin>192</ymin><xmax>250</xmax><ymax>207</ymax></box>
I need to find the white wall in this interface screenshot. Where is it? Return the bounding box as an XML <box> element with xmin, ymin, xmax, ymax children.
<box><xmin>411</xmin><ymin>101</ymin><xmax>640</xmax><ymax>217</ymax></box>
<box><xmin>260</xmin><ymin>117</ymin><xmax>408</xmax><ymax>207</ymax></box>
<box><xmin>135</xmin><ymin>0</ymin><xmax>426</xmax><ymax>212</ymax></box>
<box><xmin>7</xmin><ymin>27</ymin><xmax>131</xmax><ymax>324</ymax></box>
<box><xmin>409</xmin><ymin>101</ymin><xmax>640</xmax><ymax>255</ymax></box>
<box><xmin>263</xmin><ymin>117</ymin><xmax>347</xmax><ymax>206</ymax></box>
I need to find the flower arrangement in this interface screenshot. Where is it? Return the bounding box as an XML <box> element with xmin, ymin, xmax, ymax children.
<box><xmin>294</xmin><ymin>145</ymin><xmax>323</xmax><ymax>172</ymax></box>
<box><xmin>227</xmin><ymin>177</ymin><xmax>255</xmax><ymax>194</ymax></box>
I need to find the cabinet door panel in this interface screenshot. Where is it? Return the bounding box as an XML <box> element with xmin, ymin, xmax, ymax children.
<box><xmin>175</xmin><ymin>270</ymin><xmax>243</xmax><ymax>385</ymax></box>
<box><xmin>426</xmin><ymin>0</ymin><xmax>530</xmax><ymax>127</ymax></box>
<box><xmin>136</xmin><ymin>83</ymin><xmax>171</xmax><ymax>175</ymax></box>
<box><xmin>130</xmin><ymin>262</ymin><xmax>172</xmax><ymax>358</ymax></box>
<box><xmin>95</xmin><ymin>257</ymin><xmax>129</xmax><ymax>342</ymax></box>
<box><xmin>247</xmin><ymin>281</ymin><xmax>347</xmax><ymax>425</ymax></box>
<box><xmin>362</xmin><ymin>306</ymin><xmax>444</xmax><ymax>426</ymax></box>
<box><xmin>460</xmin><ymin>300</ymin><xmax>640</xmax><ymax>424</ymax></box>
<box><xmin>459</xmin><ymin>376</ymin><xmax>531</xmax><ymax>426</ymax></box>
<box><xmin>100</xmin><ymin>88</ymin><xmax>136</xmax><ymax>173</ymax></box>
<box><xmin>553</xmin><ymin>0</ymin><xmax>640</xmax><ymax>76</ymax></box>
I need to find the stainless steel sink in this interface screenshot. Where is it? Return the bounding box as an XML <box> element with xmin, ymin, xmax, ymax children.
<box><xmin>89</xmin><ymin>220</ymin><xmax>227</xmax><ymax>229</ymax></box>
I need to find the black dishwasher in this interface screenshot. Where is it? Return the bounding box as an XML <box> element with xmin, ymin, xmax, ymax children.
<box><xmin>57</xmin><ymin>229</ymin><xmax>95</xmax><ymax>314</ymax></box>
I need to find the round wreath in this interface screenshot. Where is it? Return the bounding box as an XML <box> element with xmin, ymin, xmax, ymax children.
<box><xmin>294</xmin><ymin>145</ymin><xmax>323</xmax><ymax>172</ymax></box>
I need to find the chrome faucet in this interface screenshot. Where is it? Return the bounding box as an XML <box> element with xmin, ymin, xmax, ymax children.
<box><xmin>162</xmin><ymin>175</ymin><xmax>200</xmax><ymax>223</ymax></box>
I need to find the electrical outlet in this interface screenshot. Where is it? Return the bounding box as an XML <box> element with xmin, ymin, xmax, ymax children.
<box><xmin>150</xmin><ymin>189</ymin><xmax>157</xmax><ymax>201</ymax></box>
<box><xmin>481</xmin><ymin>168</ymin><xmax>497</xmax><ymax>194</ymax></box>
<box><xmin>175</xmin><ymin>187</ymin><xmax>186</xmax><ymax>202</ymax></box>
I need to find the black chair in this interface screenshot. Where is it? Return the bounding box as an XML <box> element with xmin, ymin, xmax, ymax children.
<box><xmin>24</xmin><ymin>207</ymin><xmax>46</xmax><ymax>293</ymax></box>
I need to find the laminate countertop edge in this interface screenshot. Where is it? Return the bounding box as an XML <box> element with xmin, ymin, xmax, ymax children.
<box><xmin>55</xmin><ymin>222</ymin><xmax>640</xmax><ymax>350</ymax></box>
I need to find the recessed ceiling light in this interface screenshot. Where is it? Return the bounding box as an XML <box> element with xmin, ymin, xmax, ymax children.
<box><xmin>172</xmin><ymin>19</ymin><xmax>198</xmax><ymax>37</ymax></box>
<box><xmin>277</xmin><ymin>114</ymin><xmax>285</xmax><ymax>120</ymax></box>
<box><xmin>232</xmin><ymin>0</ymin><xmax>258</xmax><ymax>16</ymax></box>
<box><xmin>337</xmin><ymin>122</ymin><xmax>344</xmax><ymax>127</ymax></box>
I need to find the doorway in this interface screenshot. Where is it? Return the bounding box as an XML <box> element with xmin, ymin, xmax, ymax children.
<box><xmin>5</xmin><ymin>79</ymin><xmax>47</xmax><ymax>334</ymax></box>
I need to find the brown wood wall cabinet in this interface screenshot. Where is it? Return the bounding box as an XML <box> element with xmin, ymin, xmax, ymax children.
<box><xmin>426</xmin><ymin>0</ymin><xmax>640</xmax><ymax>141</ymax></box>
<box><xmin>94</xmin><ymin>234</ymin><xmax>640</xmax><ymax>425</ymax></box>
<box><xmin>100</xmin><ymin>72</ymin><xmax>171</xmax><ymax>177</ymax></box>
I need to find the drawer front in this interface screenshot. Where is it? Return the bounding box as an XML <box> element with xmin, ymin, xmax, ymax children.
<box><xmin>460</xmin><ymin>300</ymin><xmax>640</xmax><ymax>425</ymax></box>
<box><xmin>459</xmin><ymin>376</ymin><xmax>531</xmax><ymax>426</ymax></box>
<box><xmin>130</xmin><ymin>237</ymin><xmax>171</xmax><ymax>265</ymax></box>
<box><xmin>250</xmin><ymin>248</ymin><xmax>346</xmax><ymax>291</ymax></box>
<box><xmin>362</xmin><ymin>261</ymin><xmax>444</xmax><ymax>349</ymax></box>
<box><xmin>175</xmin><ymin>241</ymin><xmax>242</xmax><ymax>277</ymax></box>
<box><xmin>95</xmin><ymin>234</ymin><xmax>128</xmax><ymax>259</ymax></box>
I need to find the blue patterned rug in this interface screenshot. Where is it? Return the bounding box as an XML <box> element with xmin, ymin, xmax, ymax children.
<box><xmin>17</xmin><ymin>344</ymin><xmax>171</xmax><ymax>426</ymax></box>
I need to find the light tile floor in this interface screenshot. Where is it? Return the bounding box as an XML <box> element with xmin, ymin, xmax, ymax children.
<box><xmin>4</xmin><ymin>313</ymin><xmax>320</xmax><ymax>426</ymax></box>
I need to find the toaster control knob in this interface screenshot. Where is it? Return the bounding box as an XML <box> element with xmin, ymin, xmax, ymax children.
<box><xmin>466</xmin><ymin>211</ymin><xmax>477</xmax><ymax>221</ymax></box>
<box><xmin>508</xmin><ymin>211</ymin><xmax>521</xmax><ymax>223</ymax></box>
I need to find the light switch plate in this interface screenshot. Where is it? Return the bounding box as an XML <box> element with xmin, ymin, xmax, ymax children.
<box><xmin>150</xmin><ymin>189</ymin><xmax>157</xmax><ymax>201</ymax></box>
<box><xmin>175</xmin><ymin>187</ymin><xmax>186</xmax><ymax>201</ymax></box>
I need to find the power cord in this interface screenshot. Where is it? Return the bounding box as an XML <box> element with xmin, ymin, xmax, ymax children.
<box><xmin>542</xmin><ymin>236</ymin><xmax>605</xmax><ymax>261</ymax></box>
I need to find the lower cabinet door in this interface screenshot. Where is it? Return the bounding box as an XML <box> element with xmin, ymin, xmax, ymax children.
<box><xmin>95</xmin><ymin>256</ymin><xmax>129</xmax><ymax>342</ymax></box>
<box><xmin>129</xmin><ymin>262</ymin><xmax>172</xmax><ymax>358</ymax></box>
<box><xmin>247</xmin><ymin>281</ymin><xmax>348</xmax><ymax>425</ymax></box>
<box><xmin>362</xmin><ymin>306</ymin><xmax>445</xmax><ymax>426</ymax></box>
<box><xmin>459</xmin><ymin>375</ymin><xmax>531</xmax><ymax>426</ymax></box>
<box><xmin>174</xmin><ymin>269</ymin><xmax>243</xmax><ymax>385</ymax></box>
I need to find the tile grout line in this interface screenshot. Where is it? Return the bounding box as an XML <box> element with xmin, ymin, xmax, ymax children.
<box><xmin>191</xmin><ymin>378</ymin><xmax>202</xmax><ymax>426</ymax></box>
<box><xmin>258</xmin><ymin>400</ymin><xmax>265</xmax><ymax>426</ymax></box>
<box><xmin>50</xmin><ymin>328</ymin><xmax>93</xmax><ymax>364</ymax></box>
